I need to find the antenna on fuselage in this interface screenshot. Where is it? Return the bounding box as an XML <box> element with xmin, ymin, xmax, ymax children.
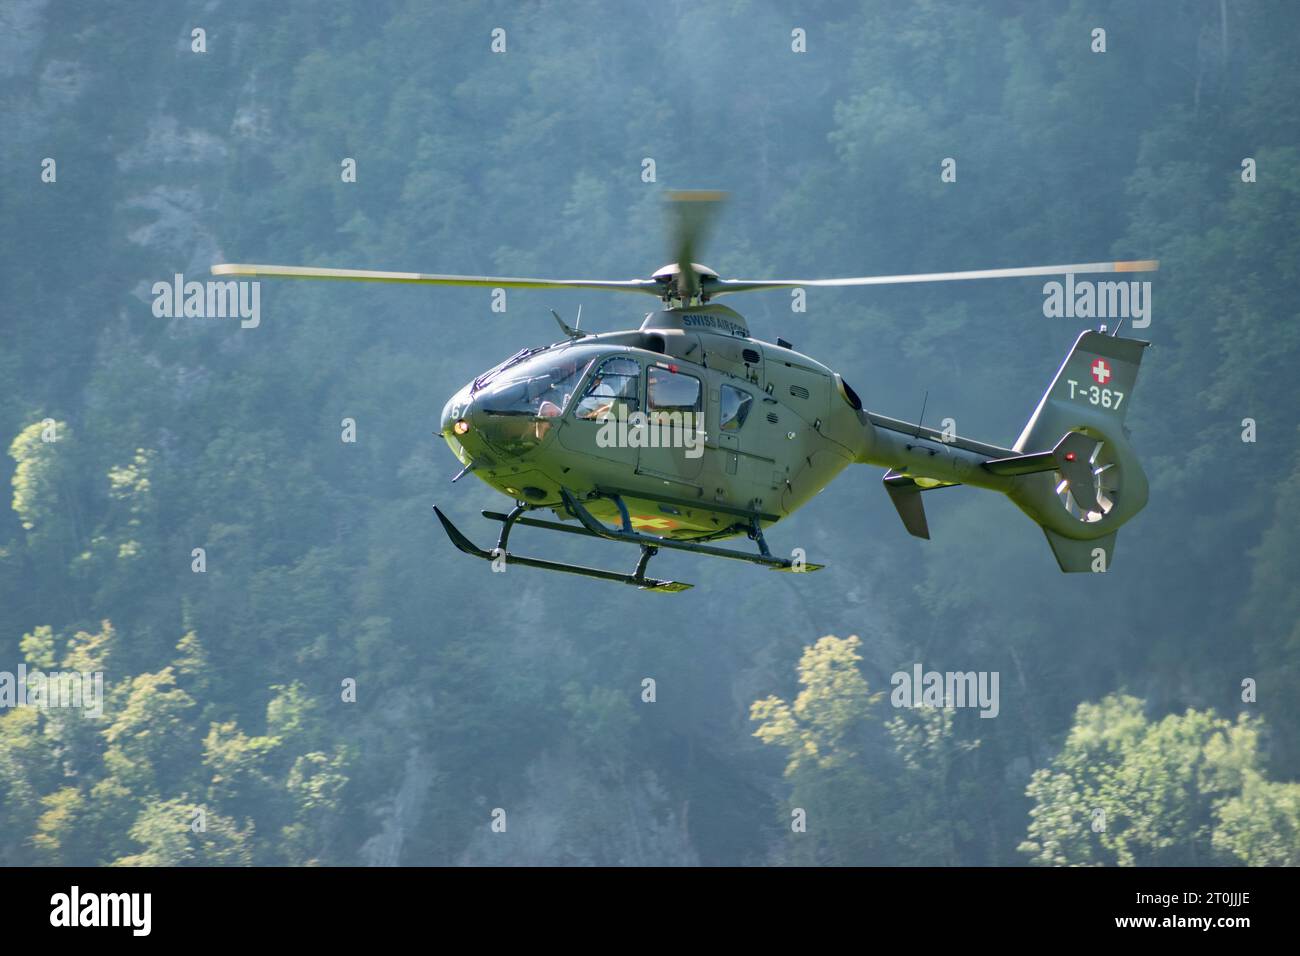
<box><xmin>914</xmin><ymin>390</ymin><xmax>929</xmax><ymax>439</ymax></box>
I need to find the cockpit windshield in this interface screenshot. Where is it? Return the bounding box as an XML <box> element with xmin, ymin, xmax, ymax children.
<box><xmin>476</xmin><ymin>351</ymin><xmax>593</xmax><ymax>419</ymax></box>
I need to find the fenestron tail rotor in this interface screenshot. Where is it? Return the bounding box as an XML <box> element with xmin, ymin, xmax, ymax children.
<box><xmin>1055</xmin><ymin>435</ymin><xmax>1121</xmax><ymax>523</ymax></box>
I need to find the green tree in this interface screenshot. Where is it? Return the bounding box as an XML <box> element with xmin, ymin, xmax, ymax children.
<box><xmin>751</xmin><ymin>636</ymin><xmax>886</xmax><ymax>864</ymax></box>
<box><xmin>101</xmin><ymin>666</ymin><xmax>197</xmax><ymax>795</ymax></box>
<box><xmin>32</xmin><ymin>787</ymin><xmax>87</xmax><ymax>864</ymax></box>
<box><xmin>884</xmin><ymin>705</ymin><xmax>982</xmax><ymax>866</ymax></box>
<box><xmin>8</xmin><ymin>420</ymin><xmax>81</xmax><ymax>568</ymax></box>
<box><xmin>282</xmin><ymin>747</ymin><xmax>353</xmax><ymax>865</ymax></box>
<box><xmin>113</xmin><ymin>798</ymin><xmax>254</xmax><ymax>866</ymax></box>
<box><xmin>1213</xmin><ymin>773</ymin><xmax>1300</xmax><ymax>866</ymax></box>
<box><xmin>0</xmin><ymin>707</ymin><xmax>60</xmax><ymax>865</ymax></box>
<box><xmin>1019</xmin><ymin>694</ymin><xmax>1292</xmax><ymax>866</ymax></box>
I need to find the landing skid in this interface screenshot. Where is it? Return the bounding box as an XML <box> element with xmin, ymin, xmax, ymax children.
<box><xmin>434</xmin><ymin>504</ymin><xmax>690</xmax><ymax>592</ymax></box>
<box><xmin>432</xmin><ymin>489</ymin><xmax>823</xmax><ymax>592</ymax></box>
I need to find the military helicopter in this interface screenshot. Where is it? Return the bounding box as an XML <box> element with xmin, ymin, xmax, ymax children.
<box><xmin>213</xmin><ymin>192</ymin><xmax>1157</xmax><ymax>591</ymax></box>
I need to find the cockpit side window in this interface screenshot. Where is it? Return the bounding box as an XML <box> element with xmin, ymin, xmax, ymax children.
<box><xmin>647</xmin><ymin>367</ymin><xmax>702</xmax><ymax>415</ymax></box>
<box><xmin>646</xmin><ymin>367</ymin><xmax>703</xmax><ymax>435</ymax></box>
<box><xmin>574</xmin><ymin>356</ymin><xmax>641</xmax><ymax>421</ymax></box>
<box><xmin>719</xmin><ymin>384</ymin><xmax>753</xmax><ymax>431</ymax></box>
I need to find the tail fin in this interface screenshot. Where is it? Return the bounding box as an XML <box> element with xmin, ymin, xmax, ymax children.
<box><xmin>1007</xmin><ymin>330</ymin><xmax>1151</xmax><ymax>572</ymax></box>
<box><xmin>1015</xmin><ymin>330</ymin><xmax>1148</xmax><ymax>451</ymax></box>
<box><xmin>1042</xmin><ymin>529</ymin><xmax>1117</xmax><ymax>573</ymax></box>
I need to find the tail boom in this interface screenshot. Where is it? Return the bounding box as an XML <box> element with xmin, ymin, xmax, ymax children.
<box><xmin>860</xmin><ymin>330</ymin><xmax>1150</xmax><ymax>570</ymax></box>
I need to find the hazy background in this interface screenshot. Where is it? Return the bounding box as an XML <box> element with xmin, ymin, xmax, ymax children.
<box><xmin>1</xmin><ymin>0</ymin><xmax>1297</xmax><ymax>865</ymax></box>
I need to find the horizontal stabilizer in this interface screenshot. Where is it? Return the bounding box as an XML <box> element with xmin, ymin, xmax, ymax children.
<box><xmin>982</xmin><ymin>431</ymin><xmax>1093</xmax><ymax>475</ymax></box>
<box><xmin>983</xmin><ymin>431</ymin><xmax>1101</xmax><ymax>512</ymax></box>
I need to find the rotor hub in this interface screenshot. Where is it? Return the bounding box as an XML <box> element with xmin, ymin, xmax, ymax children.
<box><xmin>651</xmin><ymin>262</ymin><xmax>719</xmax><ymax>304</ymax></box>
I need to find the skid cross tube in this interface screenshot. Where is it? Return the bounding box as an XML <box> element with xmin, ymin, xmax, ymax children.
<box><xmin>433</xmin><ymin>505</ymin><xmax>691</xmax><ymax>592</ymax></box>
<box><xmin>558</xmin><ymin>489</ymin><xmax>822</xmax><ymax>572</ymax></box>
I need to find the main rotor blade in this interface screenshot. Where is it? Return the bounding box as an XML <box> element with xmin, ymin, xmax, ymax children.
<box><xmin>708</xmin><ymin>259</ymin><xmax>1159</xmax><ymax>296</ymax></box>
<box><xmin>211</xmin><ymin>263</ymin><xmax>662</xmax><ymax>295</ymax></box>
<box><xmin>667</xmin><ymin>190</ymin><xmax>725</xmax><ymax>298</ymax></box>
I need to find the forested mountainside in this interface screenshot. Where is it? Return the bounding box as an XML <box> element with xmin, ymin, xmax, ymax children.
<box><xmin>1</xmin><ymin>0</ymin><xmax>1296</xmax><ymax>865</ymax></box>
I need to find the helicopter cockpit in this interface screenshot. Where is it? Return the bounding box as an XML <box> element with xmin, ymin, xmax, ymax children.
<box><xmin>442</xmin><ymin>345</ymin><xmax>612</xmax><ymax>458</ymax></box>
<box><xmin>474</xmin><ymin>349</ymin><xmax>593</xmax><ymax>419</ymax></box>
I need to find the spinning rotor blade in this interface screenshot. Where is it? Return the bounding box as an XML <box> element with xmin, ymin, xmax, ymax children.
<box><xmin>210</xmin><ymin>263</ymin><xmax>663</xmax><ymax>295</ymax></box>
<box><xmin>666</xmin><ymin>189</ymin><xmax>726</xmax><ymax>298</ymax></box>
<box><xmin>707</xmin><ymin>259</ymin><xmax>1160</xmax><ymax>296</ymax></box>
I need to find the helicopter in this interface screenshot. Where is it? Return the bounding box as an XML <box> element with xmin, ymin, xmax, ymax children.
<box><xmin>212</xmin><ymin>192</ymin><xmax>1157</xmax><ymax>592</ymax></box>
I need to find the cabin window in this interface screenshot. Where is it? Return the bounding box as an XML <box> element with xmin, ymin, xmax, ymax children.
<box><xmin>647</xmin><ymin>367</ymin><xmax>702</xmax><ymax>419</ymax></box>
<box><xmin>574</xmin><ymin>356</ymin><xmax>641</xmax><ymax>420</ymax></box>
<box><xmin>719</xmin><ymin>385</ymin><xmax>753</xmax><ymax>431</ymax></box>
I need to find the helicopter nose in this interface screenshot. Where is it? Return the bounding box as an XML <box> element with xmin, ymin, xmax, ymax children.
<box><xmin>440</xmin><ymin>387</ymin><xmax>473</xmax><ymax>437</ymax></box>
<box><xmin>439</xmin><ymin>383</ymin><xmax>483</xmax><ymax>460</ymax></box>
